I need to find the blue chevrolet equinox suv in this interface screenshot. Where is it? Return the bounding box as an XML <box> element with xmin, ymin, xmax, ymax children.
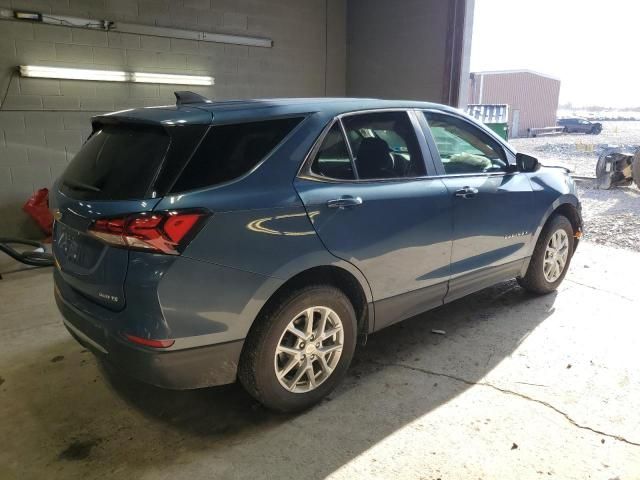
<box><xmin>52</xmin><ymin>94</ymin><xmax>582</xmax><ymax>412</ymax></box>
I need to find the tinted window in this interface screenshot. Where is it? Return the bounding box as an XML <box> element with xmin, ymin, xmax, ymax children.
<box><xmin>171</xmin><ymin>117</ymin><xmax>303</xmax><ymax>192</ymax></box>
<box><xmin>310</xmin><ymin>123</ymin><xmax>355</xmax><ymax>180</ymax></box>
<box><xmin>424</xmin><ymin>112</ymin><xmax>507</xmax><ymax>175</ymax></box>
<box><xmin>342</xmin><ymin>112</ymin><xmax>425</xmax><ymax>180</ymax></box>
<box><xmin>60</xmin><ymin>124</ymin><xmax>170</xmax><ymax>200</ymax></box>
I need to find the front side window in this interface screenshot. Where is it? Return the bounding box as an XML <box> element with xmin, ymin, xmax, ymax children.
<box><xmin>424</xmin><ymin>112</ymin><xmax>507</xmax><ymax>175</ymax></box>
<box><xmin>342</xmin><ymin>111</ymin><xmax>426</xmax><ymax>180</ymax></box>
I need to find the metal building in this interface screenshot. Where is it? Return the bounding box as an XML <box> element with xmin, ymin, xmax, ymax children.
<box><xmin>469</xmin><ymin>70</ymin><xmax>561</xmax><ymax>138</ymax></box>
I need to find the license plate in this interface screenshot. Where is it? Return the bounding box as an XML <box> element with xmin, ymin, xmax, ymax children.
<box><xmin>56</xmin><ymin>223</ymin><xmax>83</xmax><ymax>265</ymax></box>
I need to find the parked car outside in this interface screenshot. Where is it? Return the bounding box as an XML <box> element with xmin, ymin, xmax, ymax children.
<box><xmin>52</xmin><ymin>96</ymin><xmax>582</xmax><ymax>412</ymax></box>
<box><xmin>557</xmin><ymin>117</ymin><xmax>603</xmax><ymax>134</ymax></box>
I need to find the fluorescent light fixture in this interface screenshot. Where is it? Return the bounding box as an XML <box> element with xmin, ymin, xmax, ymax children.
<box><xmin>20</xmin><ymin>65</ymin><xmax>127</xmax><ymax>82</ymax></box>
<box><xmin>131</xmin><ymin>72</ymin><xmax>213</xmax><ymax>86</ymax></box>
<box><xmin>20</xmin><ymin>65</ymin><xmax>214</xmax><ymax>86</ymax></box>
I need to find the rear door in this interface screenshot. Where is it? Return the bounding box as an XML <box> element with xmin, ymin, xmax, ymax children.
<box><xmin>52</xmin><ymin>123</ymin><xmax>195</xmax><ymax>310</ymax></box>
<box><xmin>421</xmin><ymin>111</ymin><xmax>536</xmax><ymax>302</ymax></box>
<box><xmin>295</xmin><ymin>110</ymin><xmax>453</xmax><ymax>330</ymax></box>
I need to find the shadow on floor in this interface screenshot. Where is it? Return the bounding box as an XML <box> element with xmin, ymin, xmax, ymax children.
<box><xmin>2</xmin><ymin>277</ymin><xmax>557</xmax><ymax>479</ymax></box>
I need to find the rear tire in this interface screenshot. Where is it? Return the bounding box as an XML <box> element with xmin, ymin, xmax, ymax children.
<box><xmin>518</xmin><ymin>215</ymin><xmax>574</xmax><ymax>294</ymax></box>
<box><xmin>238</xmin><ymin>285</ymin><xmax>357</xmax><ymax>412</ymax></box>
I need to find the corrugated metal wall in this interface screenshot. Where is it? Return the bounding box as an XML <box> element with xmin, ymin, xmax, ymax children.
<box><xmin>469</xmin><ymin>71</ymin><xmax>560</xmax><ymax>138</ymax></box>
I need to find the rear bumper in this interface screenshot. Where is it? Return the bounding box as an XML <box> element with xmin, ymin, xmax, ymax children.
<box><xmin>55</xmin><ymin>286</ymin><xmax>243</xmax><ymax>390</ymax></box>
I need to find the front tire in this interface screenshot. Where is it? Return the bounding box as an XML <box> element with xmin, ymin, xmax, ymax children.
<box><xmin>238</xmin><ymin>285</ymin><xmax>357</xmax><ymax>412</ymax></box>
<box><xmin>518</xmin><ymin>215</ymin><xmax>574</xmax><ymax>294</ymax></box>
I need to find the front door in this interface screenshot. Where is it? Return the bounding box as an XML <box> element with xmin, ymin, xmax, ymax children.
<box><xmin>422</xmin><ymin>111</ymin><xmax>537</xmax><ymax>302</ymax></box>
<box><xmin>295</xmin><ymin>111</ymin><xmax>452</xmax><ymax>329</ymax></box>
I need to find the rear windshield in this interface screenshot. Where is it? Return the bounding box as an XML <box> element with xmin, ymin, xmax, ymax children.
<box><xmin>61</xmin><ymin>124</ymin><xmax>170</xmax><ymax>200</ymax></box>
<box><xmin>170</xmin><ymin>117</ymin><xmax>303</xmax><ymax>193</ymax></box>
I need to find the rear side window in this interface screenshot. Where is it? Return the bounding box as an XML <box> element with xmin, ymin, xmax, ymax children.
<box><xmin>311</xmin><ymin>123</ymin><xmax>355</xmax><ymax>180</ymax></box>
<box><xmin>342</xmin><ymin>111</ymin><xmax>426</xmax><ymax>179</ymax></box>
<box><xmin>170</xmin><ymin>117</ymin><xmax>303</xmax><ymax>192</ymax></box>
<box><xmin>61</xmin><ymin>125</ymin><xmax>169</xmax><ymax>200</ymax></box>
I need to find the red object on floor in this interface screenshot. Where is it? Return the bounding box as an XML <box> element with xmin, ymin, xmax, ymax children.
<box><xmin>23</xmin><ymin>188</ymin><xmax>54</xmax><ymax>236</ymax></box>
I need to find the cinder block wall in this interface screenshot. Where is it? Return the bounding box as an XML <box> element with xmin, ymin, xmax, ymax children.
<box><xmin>0</xmin><ymin>0</ymin><xmax>347</xmax><ymax>238</ymax></box>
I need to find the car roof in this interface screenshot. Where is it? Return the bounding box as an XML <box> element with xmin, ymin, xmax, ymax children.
<box><xmin>93</xmin><ymin>97</ymin><xmax>460</xmax><ymax>126</ymax></box>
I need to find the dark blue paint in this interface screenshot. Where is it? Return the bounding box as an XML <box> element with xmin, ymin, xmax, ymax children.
<box><xmin>52</xmin><ymin>98</ymin><xmax>581</xmax><ymax>389</ymax></box>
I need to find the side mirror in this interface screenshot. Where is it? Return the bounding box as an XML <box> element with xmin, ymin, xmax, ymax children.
<box><xmin>516</xmin><ymin>153</ymin><xmax>540</xmax><ymax>172</ymax></box>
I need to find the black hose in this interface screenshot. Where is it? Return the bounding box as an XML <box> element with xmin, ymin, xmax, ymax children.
<box><xmin>0</xmin><ymin>238</ymin><xmax>54</xmax><ymax>267</ymax></box>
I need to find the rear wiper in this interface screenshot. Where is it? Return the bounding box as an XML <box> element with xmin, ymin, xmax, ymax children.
<box><xmin>63</xmin><ymin>179</ymin><xmax>101</xmax><ymax>192</ymax></box>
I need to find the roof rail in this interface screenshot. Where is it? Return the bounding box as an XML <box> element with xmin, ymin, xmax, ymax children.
<box><xmin>174</xmin><ymin>91</ymin><xmax>212</xmax><ymax>106</ymax></box>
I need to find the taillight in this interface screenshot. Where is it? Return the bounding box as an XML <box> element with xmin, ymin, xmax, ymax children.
<box><xmin>89</xmin><ymin>210</ymin><xmax>208</xmax><ymax>255</ymax></box>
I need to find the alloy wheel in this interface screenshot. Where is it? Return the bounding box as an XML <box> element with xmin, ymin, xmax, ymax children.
<box><xmin>543</xmin><ymin>229</ymin><xmax>569</xmax><ymax>282</ymax></box>
<box><xmin>274</xmin><ymin>306</ymin><xmax>344</xmax><ymax>393</ymax></box>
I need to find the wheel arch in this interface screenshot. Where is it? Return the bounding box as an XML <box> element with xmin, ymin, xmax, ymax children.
<box><xmin>527</xmin><ymin>197</ymin><xmax>582</xmax><ymax>260</ymax></box>
<box><xmin>247</xmin><ymin>265</ymin><xmax>373</xmax><ymax>344</ymax></box>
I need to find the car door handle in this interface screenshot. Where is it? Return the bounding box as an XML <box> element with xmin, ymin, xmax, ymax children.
<box><xmin>327</xmin><ymin>196</ymin><xmax>364</xmax><ymax>209</ymax></box>
<box><xmin>454</xmin><ymin>187</ymin><xmax>479</xmax><ymax>199</ymax></box>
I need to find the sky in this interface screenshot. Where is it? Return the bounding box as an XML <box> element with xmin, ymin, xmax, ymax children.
<box><xmin>470</xmin><ymin>0</ymin><xmax>640</xmax><ymax>108</ymax></box>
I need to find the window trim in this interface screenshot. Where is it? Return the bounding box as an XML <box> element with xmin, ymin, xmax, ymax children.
<box><xmin>298</xmin><ymin>108</ymin><xmax>435</xmax><ymax>184</ymax></box>
<box><xmin>420</xmin><ymin>109</ymin><xmax>518</xmax><ymax>179</ymax></box>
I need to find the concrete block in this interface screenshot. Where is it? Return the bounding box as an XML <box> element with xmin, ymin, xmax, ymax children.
<box><xmin>107</xmin><ymin>32</ymin><xmax>141</xmax><ymax>49</ymax></box>
<box><xmin>0</xmin><ymin>166</ymin><xmax>11</xmax><ymax>188</ymax></box>
<box><xmin>92</xmin><ymin>46</ymin><xmax>126</xmax><ymax>65</ymax></box>
<box><xmin>50</xmin><ymin>161</ymin><xmax>69</xmax><ymax>181</ymax></box>
<box><xmin>183</xmin><ymin>0</ymin><xmax>209</xmax><ymax>10</ymax></box>
<box><xmin>0</xmin><ymin>130</ymin><xmax>4</xmax><ymax>147</ymax></box>
<box><xmin>223</xmin><ymin>12</ymin><xmax>248</xmax><ymax>30</ymax></box>
<box><xmin>156</xmin><ymin>52</ymin><xmax>187</xmax><ymax>69</ymax></box>
<box><xmin>141</xmin><ymin>35</ymin><xmax>171</xmax><ymax>52</ymax></box>
<box><xmin>15</xmin><ymin>40</ymin><xmax>55</xmax><ymax>61</ymax></box>
<box><xmin>104</xmin><ymin>0</ymin><xmax>139</xmax><ymax>19</ymax></box>
<box><xmin>2</xmin><ymin>95</ymin><xmax>43</xmax><ymax>110</ymax></box>
<box><xmin>45</xmin><ymin>129</ymin><xmax>83</xmax><ymax>149</ymax></box>
<box><xmin>69</xmin><ymin>0</ymin><xmax>106</xmax><ymax>15</ymax></box>
<box><xmin>197</xmin><ymin>10</ymin><xmax>223</xmax><ymax>28</ymax></box>
<box><xmin>72</xmin><ymin>28</ymin><xmax>108</xmax><ymax>46</ymax></box>
<box><xmin>129</xmin><ymin>83</ymin><xmax>159</xmax><ymax>98</ymax></box>
<box><xmin>11</xmin><ymin>0</ymin><xmax>53</xmax><ymax>13</ymax></box>
<box><xmin>0</xmin><ymin>20</ymin><xmax>34</xmax><ymax>40</ymax></box>
<box><xmin>60</xmin><ymin>80</ymin><xmax>97</xmax><ymax>97</ymax></box>
<box><xmin>170</xmin><ymin>38</ymin><xmax>199</xmax><ymax>55</ymax></box>
<box><xmin>5</xmin><ymin>128</ymin><xmax>46</xmax><ymax>148</ymax></box>
<box><xmin>0</xmin><ymin>145</ymin><xmax>28</xmax><ymax>167</ymax></box>
<box><xmin>94</xmin><ymin>82</ymin><xmax>128</xmax><ymax>98</ymax></box>
<box><xmin>80</xmin><ymin>97</ymin><xmax>115</xmax><ymax>111</ymax></box>
<box><xmin>27</xmin><ymin>146</ymin><xmax>67</xmax><ymax>165</ymax></box>
<box><xmin>0</xmin><ymin>112</ymin><xmax>26</xmax><ymax>131</ymax></box>
<box><xmin>42</xmin><ymin>95</ymin><xmax>81</xmax><ymax>110</ymax></box>
<box><xmin>198</xmin><ymin>41</ymin><xmax>225</xmax><ymax>57</ymax></box>
<box><xmin>126</xmin><ymin>49</ymin><xmax>157</xmax><ymax>68</ymax></box>
<box><xmin>62</xmin><ymin>112</ymin><xmax>94</xmax><ymax>130</ymax></box>
<box><xmin>33</xmin><ymin>24</ymin><xmax>72</xmax><ymax>43</ymax></box>
<box><xmin>25</xmin><ymin>112</ymin><xmax>64</xmax><ymax>130</ymax></box>
<box><xmin>18</xmin><ymin>78</ymin><xmax>61</xmax><ymax>96</ymax></box>
<box><xmin>224</xmin><ymin>44</ymin><xmax>248</xmax><ymax>58</ymax></box>
<box><xmin>11</xmin><ymin>165</ymin><xmax>52</xmax><ymax>189</ymax></box>
<box><xmin>55</xmin><ymin>44</ymin><xmax>93</xmax><ymax>62</ymax></box>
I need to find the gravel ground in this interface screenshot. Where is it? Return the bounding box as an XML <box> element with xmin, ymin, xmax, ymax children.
<box><xmin>510</xmin><ymin>121</ymin><xmax>640</xmax><ymax>178</ymax></box>
<box><xmin>576</xmin><ymin>180</ymin><xmax>640</xmax><ymax>252</ymax></box>
<box><xmin>509</xmin><ymin>122</ymin><xmax>640</xmax><ymax>252</ymax></box>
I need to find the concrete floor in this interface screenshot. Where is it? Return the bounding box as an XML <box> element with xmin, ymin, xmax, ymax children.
<box><xmin>1</xmin><ymin>242</ymin><xmax>639</xmax><ymax>479</ymax></box>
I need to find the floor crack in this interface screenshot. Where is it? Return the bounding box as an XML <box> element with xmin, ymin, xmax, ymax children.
<box><xmin>368</xmin><ymin>360</ymin><xmax>640</xmax><ymax>448</ymax></box>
